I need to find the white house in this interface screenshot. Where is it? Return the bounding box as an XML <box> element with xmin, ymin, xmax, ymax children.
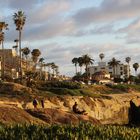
<box><xmin>88</xmin><ymin>61</ymin><xmax>130</xmax><ymax>79</ymax></box>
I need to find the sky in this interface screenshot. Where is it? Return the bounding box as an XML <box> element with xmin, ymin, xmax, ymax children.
<box><xmin>0</xmin><ymin>0</ymin><xmax>140</xmax><ymax>76</ymax></box>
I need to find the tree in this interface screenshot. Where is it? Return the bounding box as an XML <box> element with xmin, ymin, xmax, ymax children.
<box><xmin>21</xmin><ymin>47</ymin><xmax>30</xmax><ymax>71</ymax></box>
<box><xmin>108</xmin><ymin>57</ymin><xmax>120</xmax><ymax>78</ymax></box>
<box><xmin>0</xmin><ymin>22</ymin><xmax>8</xmax><ymax>80</ymax></box>
<box><xmin>99</xmin><ymin>53</ymin><xmax>105</xmax><ymax>61</ymax></box>
<box><xmin>125</xmin><ymin>57</ymin><xmax>131</xmax><ymax>78</ymax></box>
<box><xmin>31</xmin><ymin>49</ymin><xmax>41</xmax><ymax>70</ymax></box>
<box><xmin>133</xmin><ymin>63</ymin><xmax>139</xmax><ymax>76</ymax></box>
<box><xmin>13</xmin><ymin>11</ymin><xmax>26</xmax><ymax>81</ymax></box>
<box><xmin>44</xmin><ymin>63</ymin><xmax>52</xmax><ymax>80</ymax></box>
<box><xmin>38</xmin><ymin>57</ymin><xmax>45</xmax><ymax>80</ymax></box>
<box><xmin>72</xmin><ymin>57</ymin><xmax>78</xmax><ymax>74</ymax></box>
<box><xmin>78</xmin><ymin>57</ymin><xmax>84</xmax><ymax>74</ymax></box>
<box><xmin>51</xmin><ymin>62</ymin><xmax>56</xmax><ymax>75</ymax></box>
<box><xmin>82</xmin><ymin>54</ymin><xmax>94</xmax><ymax>79</ymax></box>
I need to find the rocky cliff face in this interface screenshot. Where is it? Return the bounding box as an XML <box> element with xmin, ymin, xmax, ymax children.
<box><xmin>25</xmin><ymin>93</ymin><xmax>140</xmax><ymax>125</ymax></box>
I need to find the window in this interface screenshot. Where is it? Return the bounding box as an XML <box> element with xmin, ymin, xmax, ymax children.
<box><xmin>94</xmin><ymin>68</ymin><xmax>97</xmax><ymax>71</ymax></box>
<box><xmin>120</xmin><ymin>67</ymin><xmax>123</xmax><ymax>70</ymax></box>
<box><xmin>120</xmin><ymin>72</ymin><xmax>123</xmax><ymax>75</ymax></box>
<box><xmin>109</xmin><ymin>66</ymin><xmax>112</xmax><ymax>69</ymax></box>
<box><xmin>101</xmin><ymin>67</ymin><xmax>105</xmax><ymax>69</ymax></box>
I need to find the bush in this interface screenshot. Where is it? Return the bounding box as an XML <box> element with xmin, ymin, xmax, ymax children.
<box><xmin>106</xmin><ymin>84</ymin><xmax>130</xmax><ymax>92</ymax></box>
<box><xmin>46</xmin><ymin>88</ymin><xmax>82</xmax><ymax>96</ymax></box>
<box><xmin>40</xmin><ymin>81</ymin><xmax>82</xmax><ymax>89</ymax></box>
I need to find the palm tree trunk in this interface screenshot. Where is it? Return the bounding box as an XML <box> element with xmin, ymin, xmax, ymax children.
<box><xmin>75</xmin><ymin>65</ymin><xmax>77</xmax><ymax>74</ymax></box>
<box><xmin>26</xmin><ymin>55</ymin><xmax>28</xmax><ymax>71</ymax></box>
<box><xmin>86</xmin><ymin>64</ymin><xmax>88</xmax><ymax>79</ymax></box>
<box><xmin>113</xmin><ymin>66</ymin><xmax>115</xmax><ymax>78</ymax></box>
<box><xmin>2</xmin><ymin>40</ymin><xmax>4</xmax><ymax>80</ymax></box>
<box><xmin>19</xmin><ymin>30</ymin><xmax>22</xmax><ymax>82</ymax></box>
<box><xmin>80</xmin><ymin>66</ymin><xmax>82</xmax><ymax>74</ymax></box>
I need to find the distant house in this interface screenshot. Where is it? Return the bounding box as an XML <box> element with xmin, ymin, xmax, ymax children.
<box><xmin>0</xmin><ymin>49</ymin><xmax>32</xmax><ymax>79</ymax></box>
<box><xmin>88</xmin><ymin>61</ymin><xmax>130</xmax><ymax>79</ymax></box>
<box><xmin>92</xmin><ymin>71</ymin><xmax>112</xmax><ymax>84</ymax></box>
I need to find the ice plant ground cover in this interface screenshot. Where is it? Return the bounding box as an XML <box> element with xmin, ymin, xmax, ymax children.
<box><xmin>0</xmin><ymin>123</ymin><xmax>139</xmax><ymax>140</ymax></box>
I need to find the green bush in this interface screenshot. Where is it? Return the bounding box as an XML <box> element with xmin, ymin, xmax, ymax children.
<box><xmin>106</xmin><ymin>84</ymin><xmax>130</xmax><ymax>92</ymax></box>
<box><xmin>46</xmin><ymin>88</ymin><xmax>82</xmax><ymax>96</ymax></box>
<box><xmin>40</xmin><ymin>81</ymin><xmax>82</xmax><ymax>89</ymax></box>
<box><xmin>106</xmin><ymin>84</ymin><xmax>140</xmax><ymax>92</ymax></box>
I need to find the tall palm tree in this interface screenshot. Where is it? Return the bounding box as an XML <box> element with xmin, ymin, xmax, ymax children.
<box><xmin>72</xmin><ymin>57</ymin><xmax>78</xmax><ymax>74</ymax></box>
<box><xmin>31</xmin><ymin>49</ymin><xmax>41</xmax><ymax>70</ymax></box>
<box><xmin>82</xmin><ymin>54</ymin><xmax>94</xmax><ymax>79</ymax></box>
<box><xmin>133</xmin><ymin>63</ymin><xmax>139</xmax><ymax>76</ymax></box>
<box><xmin>125</xmin><ymin>57</ymin><xmax>131</xmax><ymax>64</ymax></box>
<box><xmin>21</xmin><ymin>47</ymin><xmax>30</xmax><ymax>71</ymax></box>
<box><xmin>0</xmin><ymin>22</ymin><xmax>8</xmax><ymax>80</ymax></box>
<box><xmin>99</xmin><ymin>53</ymin><xmax>105</xmax><ymax>61</ymax></box>
<box><xmin>38</xmin><ymin>57</ymin><xmax>45</xmax><ymax>80</ymax></box>
<box><xmin>51</xmin><ymin>62</ymin><xmax>56</xmax><ymax>75</ymax></box>
<box><xmin>108</xmin><ymin>57</ymin><xmax>120</xmax><ymax>78</ymax></box>
<box><xmin>54</xmin><ymin>65</ymin><xmax>59</xmax><ymax>76</ymax></box>
<box><xmin>13</xmin><ymin>11</ymin><xmax>26</xmax><ymax>81</ymax></box>
<box><xmin>44</xmin><ymin>62</ymin><xmax>52</xmax><ymax>80</ymax></box>
<box><xmin>78</xmin><ymin>57</ymin><xmax>83</xmax><ymax>74</ymax></box>
<box><xmin>125</xmin><ymin>57</ymin><xmax>131</xmax><ymax>78</ymax></box>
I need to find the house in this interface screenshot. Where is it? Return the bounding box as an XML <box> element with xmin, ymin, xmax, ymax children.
<box><xmin>88</xmin><ymin>61</ymin><xmax>130</xmax><ymax>79</ymax></box>
<box><xmin>0</xmin><ymin>49</ymin><xmax>31</xmax><ymax>79</ymax></box>
<box><xmin>92</xmin><ymin>71</ymin><xmax>112</xmax><ymax>84</ymax></box>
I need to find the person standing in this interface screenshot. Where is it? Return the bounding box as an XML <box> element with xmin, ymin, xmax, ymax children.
<box><xmin>33</xmin><ymin>98</ymin><xmax>38</xmax><ymax>109</ymax></box>
<box><xmin>41</xmin><ymin>99</ymin><xmax>44</xmax><ymax>108</ymax></box>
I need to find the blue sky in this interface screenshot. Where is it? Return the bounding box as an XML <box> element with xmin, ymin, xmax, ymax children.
<box><xmin>0</xmin><ymin>0</ymin><xmax>140</xmax><ymax>76</ymax></box>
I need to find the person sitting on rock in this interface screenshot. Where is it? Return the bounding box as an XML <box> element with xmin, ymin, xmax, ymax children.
<box><xmin>72</xmin><ymin>102</ymin><xmax>87</xmax><ymax>115</ymax></box>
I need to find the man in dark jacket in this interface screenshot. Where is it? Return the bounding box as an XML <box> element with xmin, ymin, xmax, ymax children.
<box><xmin>72</xmin><ymin>102</ymin><xmax>86</xmax><ymax>114</ymax></box>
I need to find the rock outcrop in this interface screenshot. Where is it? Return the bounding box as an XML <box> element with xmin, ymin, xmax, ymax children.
<box><xmin>25</xmin><ymin>93</ymin><xmax>140</xmax><ymax>125</ymax></box>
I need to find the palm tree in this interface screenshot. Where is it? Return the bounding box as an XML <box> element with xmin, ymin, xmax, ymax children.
<box><xmin>125</xmin><ymin>57</ymin><xmax>131</xmax><ymax>78</ymax></box>
<box><xmin>44</xmin><ymin>63</ymin><xmax>52</xmax><ymax>80</ymax></box>
<box><xmin>51</xmin><ymin>62</ymin><xmax>56</xmax><ymax>75</ymax></box>
<box><xmin>31</xmin><ymin>49</ymin><xmax>41</xmax><ymax>70</ymax></box>
<box><xmin>38</xmin><ymin>57</ymin><xmax>45</xmax><ymax>80</ymax></box>
<box><xmin>99</xmin><ymin>53</ymin><xmax>105</xmax><ymax>61</ymax></box>
<box><xmin>78</xmin><ymin>57</ymin><xmax>83</xmax><ymax>74</ymax></box>
<box><xmin>54</xmin><ymin>65</ymin><xmax>59</xmax><ymax>76</ymax></box>
<box><xmin>0</xmin><ymin>22</ymin><xmax>8</xmax><ymax>80</ymax></box>
<box><xmin>21</xmin><ymin>47</ymin><xmax>30</xmax><ymax>71</ymax></box>
<box><xmin>133</xmin><ymin>63</ymin><xmax>139</xmax><ymax>76</ymax></box>
<box><xmin>13</xmin><ymin>11</ymin><xmax>26</xmax><ymax>81</ymax></box>
<box><xmin>108</xmin><ymin>57</ymin><xmax>120</xmax><ymax>78</ymax></box>
<box><xmin>82</xmin><ymin>54</ymin><xmax>94</xmax><ymax>79</ymax></box>
<box><xmin>72</xmin><ymin>57</ymin><xmax>78</xmax><ymax>74</ymax></box>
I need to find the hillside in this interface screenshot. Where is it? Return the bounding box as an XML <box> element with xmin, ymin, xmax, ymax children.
<box><xmin>0</xmin><ymin>82</ymin><xmax>140</xmax><ymax>125</ymax></box>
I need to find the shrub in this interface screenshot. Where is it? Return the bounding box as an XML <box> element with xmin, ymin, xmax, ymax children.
<box><xmin>40</xmin><ymin>81</ymin><xmax>82</xmax><ymax>89</ymax></box>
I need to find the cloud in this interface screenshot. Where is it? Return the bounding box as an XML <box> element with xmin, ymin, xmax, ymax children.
<box><xmin>73</xmin><ymin>0</ymin><xmax>140</xmax><ymax>26</ymax></box>
<box><xmin>117</xmin><ymin>18</ymin><xmax>140</xmax><ymax>44</ymax></box>
<box><xmin>29</xmin><ymin>0</ymin><xmax>71</xmax><ymax>24</ymax></box>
